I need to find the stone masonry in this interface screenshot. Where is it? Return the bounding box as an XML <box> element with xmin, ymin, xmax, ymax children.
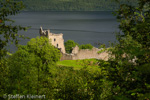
<box><xmin>40</xmin><ymin>27</ymin><xmax>66</xmax><ymax>53</ymax></box>
<box><xmin>40</xmin><ymin>27</ymin><xmax>109</xmax><ymax>61</ymax></box>
<box><xmin>61</xmin><ymin>46</ymin><xmax>109</xmax><ymax>61</ymax></box>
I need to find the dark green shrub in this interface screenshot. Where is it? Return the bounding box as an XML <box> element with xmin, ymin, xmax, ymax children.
<box><xmin>64</xmin><ymin>40</ymin><xmax>78</xmax><ymax>53</ymax></box>
<box><xmin>79</xmin><ymin>44</ymin><xmax>93</xmax><ymax>50</ymax></box>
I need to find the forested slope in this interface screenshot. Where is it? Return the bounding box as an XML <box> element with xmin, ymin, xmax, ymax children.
<box><xmin>20</xmin><ymin>0</ymin><xmax>137</xmax><ymax>11</ymax></box>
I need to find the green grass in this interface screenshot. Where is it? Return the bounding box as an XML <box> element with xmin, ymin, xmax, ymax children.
<box><xmin>57</xmin><ymin>59</ymin><xmax>101</xmax><ymax>72</ymax></box>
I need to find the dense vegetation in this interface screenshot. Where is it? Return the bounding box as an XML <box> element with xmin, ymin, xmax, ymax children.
<box><xmin>7</xmin><ymin>37</ymin><xmax>61</xmax><ymax>97</ymax></box>
<box><xmin>105</xmin><ymin>0</ymin><xmax>150</xmax><ymax>99</ymax></box>
<box><xmin>64</xmin><ymin>40</ymin><xmax>93</xmax><ymax>53</ymax></box>
<box><xmin>0</xmin><ymin>0</ymin><xmax>150</xmax><ymax>100</ymax></box>
<box><xmin>64</xmin><ymin>40</ymin><xmax>78</xmax><ymax>53</ymax></box>
<box><xmin>19</xmin><ymin>0</ymin><xmax>137</xmax><ymax>11</ymax></box>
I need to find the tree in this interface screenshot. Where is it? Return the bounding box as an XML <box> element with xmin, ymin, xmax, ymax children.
<box><xmin>64</xmin><ymin>40</ymin><xmax>94</xmax><ymax>53</ymax></box>
<box><xmin>79</xmin><ymin>44</ymin><xmax>93</xmax><ymax>50</ymax></box>
<box><xmin>105</xmin><ymin>0</ymin><xmax>150</xmax><ymax>99</ymax></box>
<box><xmin>6</xmin><ymin>36</ymin><xmax>61</xmax><ymax>98</ymax></box>
<box><xmin>0</xmin><ymin>0</ymin><xmax>28</xmax><ymax>99</ymax></box>
<box><xmin>116</xmin><ymin>0</ymin><xmax>150</xmax><ymax>64</ymax></box>
<box><xmin>64</xmin><ymin>40</ymin><xmax>78</xmax><ymax>53</ymax></box>
<box><xmin>8</xmin><ymin>49</ymin><xmax>38</xmax><ymax>94</ymax></box>
<box><xmin>0</xmin><ymin>0</ymin><xmax>28</xmax><ymax>58</ymax></box>
<box><xmin>25</xmin><ymin>36</ymin><xmax>61</xmax><ymax>66</ymax></box>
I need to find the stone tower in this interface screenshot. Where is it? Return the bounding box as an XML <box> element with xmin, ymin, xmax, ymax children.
<box><xmin>40</xmin><ymin>27</ymin><xmax>66</xmax><ymax>53</ymax></box>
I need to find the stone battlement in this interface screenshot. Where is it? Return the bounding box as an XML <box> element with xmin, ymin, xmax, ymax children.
<box><xmin>40</xmin><ymin>27</ymin><xmax>63</xmax><ymax>36</ymax></box>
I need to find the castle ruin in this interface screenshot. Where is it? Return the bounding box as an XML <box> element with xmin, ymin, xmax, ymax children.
<box><xmin>40</xmin><ymin>27</ymin><xmax>109</xmax><ymax>61</ymax></box>
<box><xmin>40</xmin><ymin>27</ymin><xmax>66</xmax><ymax>53</ymax></box>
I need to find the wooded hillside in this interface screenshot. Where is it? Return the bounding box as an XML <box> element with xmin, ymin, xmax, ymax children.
<box><xmin>20</xmin><ymin>0</ymin><xmax>137</xmax><ymax>11</ymax></box>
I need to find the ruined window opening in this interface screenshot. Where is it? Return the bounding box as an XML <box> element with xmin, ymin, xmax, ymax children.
<box><xmin>54</xmin><ymin>38</ymin><xmax>56</xmax><ymax>42</ymax></box>
<box><xmin>57</xmin><ymin>44</ymin><xmax>58</xmax><ymax>47</ymax></box>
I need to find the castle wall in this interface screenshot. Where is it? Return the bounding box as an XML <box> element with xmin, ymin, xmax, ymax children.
<box><xmin>72</xmin><ymin>48</ymin><xmax>99</xmax><ymax>60</ymax></box>
<box><xmin>60</xmin><ymin>47</ymin><xmax>109</xmax><ymax>61</ymax></box>
<box><xmin>61</xmin><ymin>53</ymin><xmax>73</xmax><ymax>61</ymax></box>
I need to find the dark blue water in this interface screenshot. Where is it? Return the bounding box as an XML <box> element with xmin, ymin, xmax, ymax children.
<box><xmin>7</xmin><ymin>11</ymin><xmax>119</xmax><ymax>52</ymax></box>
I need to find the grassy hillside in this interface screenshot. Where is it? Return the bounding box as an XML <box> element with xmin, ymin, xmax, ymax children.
<box><xmin>20</xmin><ymin>0</ymin><xmax>137</xmax><ymax>11</ymax></box>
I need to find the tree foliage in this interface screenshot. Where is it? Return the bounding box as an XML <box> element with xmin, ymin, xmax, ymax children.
<box><xmin>0</xmin><ymin>0</ymin><xmax>28</xmax><ymax>98</ymax></box>
<box><xmin>0</xmin><ymin>0</ymin><xmax>28</xmax><ymax>59</ymax></box>
<box><xmin>104</xmin><ymin>0</ymin><xmax>150</xmax><ymax>99</ymax></box>
<box><xmin>8</xmin><ymin>49</ymin><xmax>38</xmax><ymax>94</ymax></box>
<box><xmin>64</xmin><ymin>40</ymin><xmax>78</xmax><ymax>53</ymax></box>
<box><xmin>2</xmin><ymin>0</ymin><xmax>150</xmax><ymax>100</ymax></box>
<box><xmin>20</xmin><ymin>0</ymin><xmax>137</xmax><ymax>11</ymax></box>
<box><xmin>6</xmin><ymin>37</ymin><xmax>61</xmax><ymax>98</ymax></box>
<box><xmin>24</xmin><ymin>36</ymin><xmax>61</xmax><ymax>66</ymax></box>
<box><xmin>65</xmin><ymin>40</ymin><xmax>93</xmax><ymax>53</ymax></box>
<box><xmin>79</xmin><ymin>44</ymin><xmax>93</xmax><ymax>50</ymax></box>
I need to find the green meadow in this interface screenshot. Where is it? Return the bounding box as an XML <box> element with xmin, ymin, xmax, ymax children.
<box><xmin>57</xmin><ymin>59</ymin><xmax>101</xmax><ymax>72</ymax></box>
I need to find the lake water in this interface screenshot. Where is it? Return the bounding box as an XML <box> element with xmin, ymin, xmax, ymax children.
<box><xmin>8</xmin><ymin>11</ymin><xmax>119</xmax><ymax>52</ymax></box>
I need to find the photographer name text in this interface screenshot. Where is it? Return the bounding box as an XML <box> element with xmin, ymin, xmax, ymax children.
<box><xmin>3</xmin><ymin>94</ymin><xmax>45</xmax><ymax>99</ymax></box>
